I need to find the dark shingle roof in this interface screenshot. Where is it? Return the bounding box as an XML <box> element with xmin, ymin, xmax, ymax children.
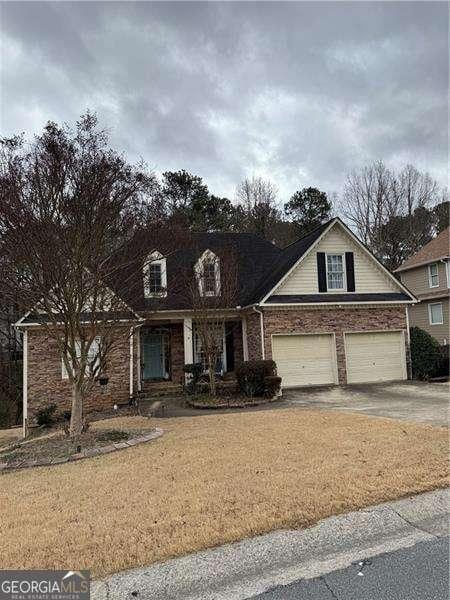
<box><xmin>112</xmin><ymin>221</ymin><xmax>341</xmax><ymax>312</ymax></box>
<box><xmin>246</xmin><ymin>221</ymin><xmax>331</xmax><ymax>304</ymax></box>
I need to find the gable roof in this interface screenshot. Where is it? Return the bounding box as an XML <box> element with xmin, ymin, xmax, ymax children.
<box><xmin>395</xmin><ymin>228</ymin><xmax>450</xmax><ymax>272</ymax></box>
<box><xmin>19</xmin><ymin>218</ymin><xmax>414</xmax><ymax>324</ymax></box>
<box><xmin>247</xmin><ymin>220</ymin><xmax>331</xmax><ymax>304</ymax></box>
<box><xmin>255</xmin><ymin>217</ymin><xmax>416</xmax><ymax>304</ymax></box>
<box><xmin>109</xmin><ymin>217</ymin><xmax>415</xmax><ymax>312</ymax></box>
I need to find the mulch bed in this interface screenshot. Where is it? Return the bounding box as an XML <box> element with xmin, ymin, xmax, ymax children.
<box><xmin>0</xmin><ymin>426</ymin><xmax>159</xmax><ymax>470</ymax></box>
<box><xmin>187</xmin><ymin>394</ymin><xmax>280</xmax><ymax>409</ymax></box>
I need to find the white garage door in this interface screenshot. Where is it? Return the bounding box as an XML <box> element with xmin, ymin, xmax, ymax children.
<box><xmin>345</xmin><ymin>331</ymin><xmax>406</xmax><ymax>384</ymax></box>
<box><xmin>272</xmin><ymin>334</ymin><xmax>337</xmax><ymax>388</ymax></box>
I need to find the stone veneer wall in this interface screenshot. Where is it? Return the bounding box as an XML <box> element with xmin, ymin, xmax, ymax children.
<box><xmin>246</xmin><ymin>305</ymin><xmax>408</xmax><ymax>385</ymax></box>
<box><xmin>245</xmin><ymin>311</ymin><xmax>263</xmax><ymax>361</ymax></box>
<box><xmin>26</xmin><ymin>326</ymin><xmax>132</xmax><ymax>423</ymax></box>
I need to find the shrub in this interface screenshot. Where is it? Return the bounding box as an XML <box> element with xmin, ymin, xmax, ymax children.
<box><xmin>435</xmin><ymin>344</ymin><xmax>449</xmax><ymax>378</ymax></box>
<box><xmin>183</xmin><ymin>363</ymin><xmax>203</xmax><ymax>395</ymax></box>
<box><xmin>36</xmin><ymin>403</ymin><xmax>57</xmax><ymax>427</ymax></box>
<box><xmin>410</xmin><ymin>327</ymin><xmax>441</xmax><ymax>380</ymax></box>
<box><xmin>264</xmin><ymin>375</ymin><xmax>282</xmax><ymax>398</ymax></box>
<box><xmin>236</xmin><ymin>360</ymin><xmax>277</xmax><ymax>397</ymax></box>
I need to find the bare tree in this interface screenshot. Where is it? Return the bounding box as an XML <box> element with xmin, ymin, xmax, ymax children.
<box><xmin>0</xmin><ymin>114</ymin><xmax>171</xmax><ymax>437</ymax></box>
<box><xmin>343</xmin><ymin>160</ymin><xmax>443</xmax><ymax>267</ymax></box>
<box><xmin>235</xmin><ymin>176</ymin><xmax>281</xmax><ymax>240</ymax></box>
<box><xmin>183</xmin><ymin>248</ymin><xmax>239</xmax><ymax>397</ymax></box>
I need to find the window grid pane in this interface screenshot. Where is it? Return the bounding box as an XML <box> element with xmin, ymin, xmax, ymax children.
<box><xmin>327</xmin><ymin>254</ymin><xmax>344</xmax><ymax>290</ymax></box>
<box><xmin>203</xmin><ymin>262</ymin><xmax>216</xmax><ymax>294</ymax></box>
<box><xmin>149</xmin><ymin>263</ymin><xmax>162</xmax><ymax>293</ymax></box>
<box><xmin>430</xmin><ymin>264</ymin><xmax>438</xmax><ymax>286</ymax></box>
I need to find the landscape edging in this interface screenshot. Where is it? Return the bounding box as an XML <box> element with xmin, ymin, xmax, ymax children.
<box><xmin>0</xmin><ymin>427</ymin><xmax>164</xmax><ymax>473</ymax></box>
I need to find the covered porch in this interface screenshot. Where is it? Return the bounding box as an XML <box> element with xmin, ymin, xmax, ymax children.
<box><xmin>136</xmin><ymin>316</ymin><xmax>246</xmax><ymax>392</ymax></box>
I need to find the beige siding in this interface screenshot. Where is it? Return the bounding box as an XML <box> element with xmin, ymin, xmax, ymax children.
<box><xmin>275</xmin><ymin>223</ymin><xmax>398</xmax><ymax>295</ymax></box>
<box><xmin>408</xmin><ymin>299</ymin><xmax>449</xmax><ymax>344</ymax></box>
<box><xmin>400</xmin><ymin>262</ymin><xmax>448</xmax><ymax>297</ymax></box>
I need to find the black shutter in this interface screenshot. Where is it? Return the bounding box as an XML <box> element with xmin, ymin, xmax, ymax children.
<box><xmin>317</xmin><ymin>252</ymin><xmax>327</xmax><ymax>292</ymax></box>
<box><xmin>345</xmin><ymin>252</ymin><xmax>355</xmax><ymax>292</ymax></box>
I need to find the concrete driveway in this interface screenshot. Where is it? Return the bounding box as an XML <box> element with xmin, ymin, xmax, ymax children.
<box><xmin>284</xmin><ymin>381</ymin><xmax>449</xmax><ymax>426</ymax></box>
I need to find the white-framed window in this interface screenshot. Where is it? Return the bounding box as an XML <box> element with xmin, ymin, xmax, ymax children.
<box><xmin>428</xmin><ymin>302</ymin><xmax>443</xmax><ymax>325</ymax></box>
<box><xmin>193</xmin><ymin>323</ymin><xmax>226</xmax><ymax>374</ymax></box>
<box><xmin>144</xmin><ymin>251</ymin><xmax>167</xmax><ymax>298</ymax></box>
<box><xmin>195</xmin><ymin>249</ymin><xmax>220</xmax><ymax>296</ymax></box>
<box><xmin>62</xmin><ymin>337</ymin><xmax>101</xmax><ymax>379</ymax></box>
<box><xmin>326</xmin><ymin>253</ymin><xmax>345</xmax><ymax>290</ymax></box>
<box><xmin>428</xmin><ymin>263</ymin><xmax>439</xmax><ymax>288</ymax></box>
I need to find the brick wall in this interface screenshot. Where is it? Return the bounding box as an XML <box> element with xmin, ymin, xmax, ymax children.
<box><xmin>26</xmin><ymin>326</ymin><xmax>132</xmax><ymax>423</ymax></box>
<box><xmin>170</xmin><ymin>323</ymin><xmax>185</xmax><ymax>384</ymax></box>
<box><xmin>245</xmin><ymin>311</ymin><xmax>263</xmax><ymax>361</ymax></box>
<box><xmin>246</xmin><ymin>305</ymin><xmax>408</xmax><ymax>384</ymax></box>
<box><xmin>232</xmin><ymin>320</ymin><xmax>244</xmax><ymax>369</ymax></box>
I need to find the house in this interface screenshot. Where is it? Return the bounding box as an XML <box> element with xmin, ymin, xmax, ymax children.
<box><xmin>16</xmin><ymin>217</ymin><xmax>416</xmax><ymax>425</ymax></box>
<box><xmin>395</xmin><ymin>227</ymin><xmax>449</xmax><ymax>345</ymax></box>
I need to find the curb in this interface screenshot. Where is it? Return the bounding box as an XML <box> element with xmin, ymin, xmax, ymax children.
<box><xmin>92</xmin><ymin>487</ymin><xmax>449</xmax><ymax>600</ymax></box>
<box><xmin>0</xmin><ymin>428</ymin><xmax>164</xmax><ymax>473</ymax></box>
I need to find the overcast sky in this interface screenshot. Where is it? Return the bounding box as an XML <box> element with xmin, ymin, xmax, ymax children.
<box><xmin>1</xmin><ymin>1</ymin><xmax>448</xmax><ymax>204</ymax></box>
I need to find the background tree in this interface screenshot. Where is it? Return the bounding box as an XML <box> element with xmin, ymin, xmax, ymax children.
<box><xmin>162</xmin><ymin>169</ymin><xmax>209</xmax><ymax>226</ymax></box>
<box><xmin>284</xmin><ymin>187</ymin><xmax>332</xmax><ymax>235</ymax></box>
<box><xmin>0</xmin><ymin>114</ymin><xmax>170</xmax><ymax>437</ymax></box>
<box><xmin>343</xmin><ymin>160</ymin><xmax>443</xmax><ymax>269</ymax></box>
<box><xmin>189</xmin><ymin>194</ymin><xmax>239</xmax><ymax>232</ymax></box>
<box><xmin>235</xmin><ymin>176</ymin><xmax>281</xmax><ymax>240</ymax></box>
<box><xmin>433</xmin><ymin>197</ymin><xmax>449</xmax><ymax>233</ymax></box>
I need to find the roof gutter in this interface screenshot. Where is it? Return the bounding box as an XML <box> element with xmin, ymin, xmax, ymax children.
<box><xmin>395</xmin><ymin>255</ymin><xmax>449</xmax><ymax>273</ymax></box>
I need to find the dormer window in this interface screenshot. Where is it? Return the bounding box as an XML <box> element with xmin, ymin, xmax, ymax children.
<box><xmin>196</xmin><ymin>250</ymin><xmax>220</xmax><ymax>296</ymax></box>
<box><xmin>144</xmin><ymin>251</ymin><xmax>167</xmax><ymax>298</ymax></box>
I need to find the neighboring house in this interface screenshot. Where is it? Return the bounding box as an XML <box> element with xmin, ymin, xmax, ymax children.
<box><xmin>16</xmin><ymin>217</ymin><xmax>416</xmax><ymax>424</ymax></box>
<box><xmin>395</xmin><ymin>227</ymin><xmax>449</xmax><ymax>345</ymax></box>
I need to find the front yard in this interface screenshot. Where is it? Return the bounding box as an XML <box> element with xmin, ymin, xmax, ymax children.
<box><xmin>0</xmin><ymin>408</ymin><xmax>448</xmax><ymax>578</ymax></box>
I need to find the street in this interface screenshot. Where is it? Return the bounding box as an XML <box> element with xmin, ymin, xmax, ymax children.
<box><xmin>252</xmin><ymin>537</ymin><xmax>449</xmax><ymax>600</ymax></box>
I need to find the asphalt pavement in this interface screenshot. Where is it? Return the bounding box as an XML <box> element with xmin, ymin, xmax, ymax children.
<box><xmin>252</xmin><ymin>536</ymin><xmax>449</xmax><ymax>600</ymax></box>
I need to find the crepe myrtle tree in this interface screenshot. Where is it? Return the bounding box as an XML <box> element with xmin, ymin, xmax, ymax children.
<box><xmin>184</xmin><ymin>247</ymin><xmax>239</xmax><ymax>397</ymax></box>
<box><xmin>0</xmin><ymin>113</ymin><xmax>178</xmax><ymax>437</ymax></box>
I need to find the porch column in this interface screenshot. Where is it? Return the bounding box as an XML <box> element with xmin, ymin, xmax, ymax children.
<box><xmin>242</xmin><ymin>316</ymin><xmax>249</xmax><ymax>361</ymax></box>
<box><xmin>183</xmin><ymin>317</ymin><xmax>193</xmax><ymax>370</ymax></box>
<box><xmin>22</xmin><ymin>330</ymin><xmax>28</xmax><ymax>438</ymax></box>
<box><xmin>136</xmin><ymin>327</ymin><xmax>142</xmax><ymax>391</ymax></box>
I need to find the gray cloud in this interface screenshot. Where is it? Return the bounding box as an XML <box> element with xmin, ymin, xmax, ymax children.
<box><xmin>1</xmin><ymin>1</ymin><xmax>447</xmax><ymax>205</ymax></box>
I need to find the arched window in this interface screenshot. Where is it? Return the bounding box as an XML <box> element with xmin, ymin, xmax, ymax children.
<box><xmin>195</xmin><ymin>249</ymin><xmax>220</xmax><ymax>297</ymax></box>
<box><xmin>144</xmin><ymin>251</ymin><xmax>167</xmax><ymax>298</ymax></box>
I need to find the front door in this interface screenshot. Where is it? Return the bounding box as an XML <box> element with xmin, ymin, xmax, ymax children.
<box><xmin>142</xmin><ymin>333</ymin><xmax>166</xmax><ymax>379</ymax></box>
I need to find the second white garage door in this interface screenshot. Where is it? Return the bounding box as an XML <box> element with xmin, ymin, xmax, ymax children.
<box><xmin>272</xmin><ymin>334</ymin><xmax>337</xmax><ymax>388</ymax></box>
<box><xmin>345</xmin><ymin>331</ymin><xmax>406</xmax><ymax>384</ymax></box>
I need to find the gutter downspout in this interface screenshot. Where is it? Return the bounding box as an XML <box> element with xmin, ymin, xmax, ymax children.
<box><xmin>253</xmin><ymin>306</ymin><xmax>265</xmax><ymax>360</ymax></box>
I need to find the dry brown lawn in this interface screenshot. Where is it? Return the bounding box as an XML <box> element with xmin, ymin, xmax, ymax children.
<box><xmin>0</xmin><ymin>408</ymin><xmax>448</xmax><ymax>577</ymax></box>
<box><xmin>0</xmin><ymin>427</ymin><xmax>21</xmax><ymax>448</ymax></box>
